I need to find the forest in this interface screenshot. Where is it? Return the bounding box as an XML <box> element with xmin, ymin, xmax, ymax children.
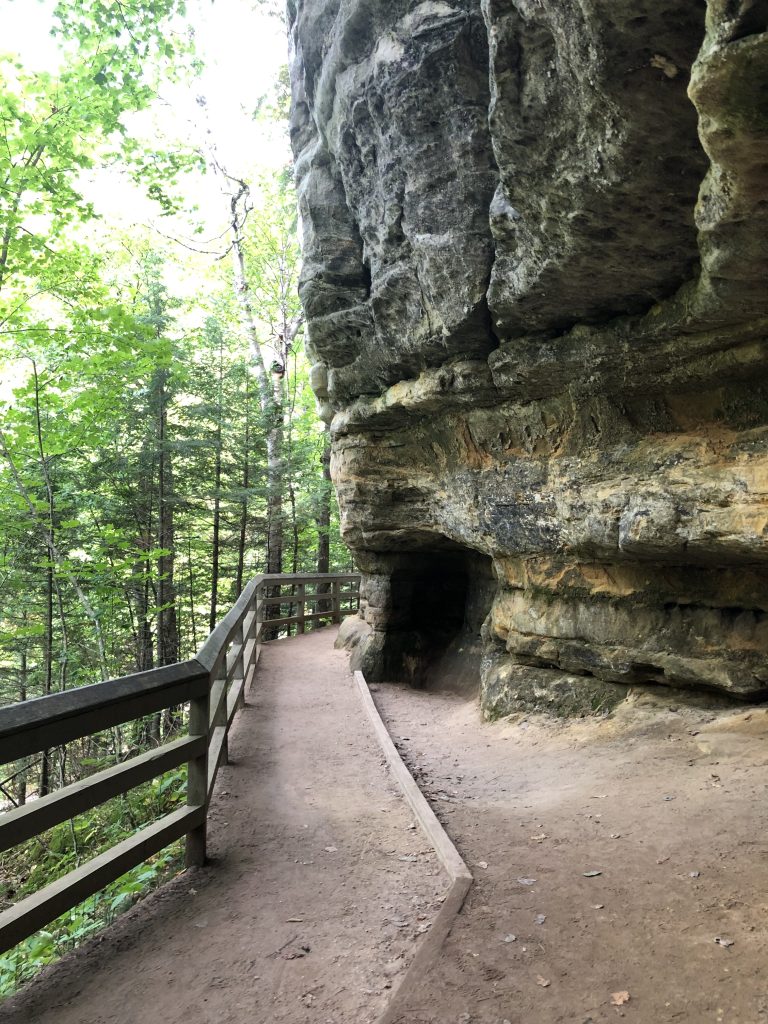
<box><xmin>0</xmin><ymin>0</ymin><xmax>346</xmax><ymax>990</ymax></box>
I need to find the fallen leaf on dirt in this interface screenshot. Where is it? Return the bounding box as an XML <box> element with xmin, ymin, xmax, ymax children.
<box><xmin>689</xmin><ymin>870</ymin><xmax>700</xmax><ymax>878</ymax></box>
<box><xmin>611</xmin><ymin>991</ymin><xmax>630</xmax><ymax>1006</ymax></box>
<box><xmin>663</xmin><ymin>795</ymin><xmax>676</xmax><ymax>801</ymax></box>
<box><xmin>502</xmin><ymin>933</ymin><xmax>517</xmax><ymax>943</ymax></box>
<box><xmin>592</xmin><ymin>794</ymin><xmax>608</xmax><ymax>799</ymax></box>
<box><xmin>476</xmin><ymin>861</ymin><xmax>489</xmax><ymax>869</ymax></box>
<box><xmin>592</xmin><ymin>904</ymin><xmax>605</xmax><ymax>910</ymax></box>
<box><xmin>536</xmin><ymin>975</ymin><xmax>551</xmax><ymax>988</ymax></box>
<box><xmin>398</xmin><ymin>855</ymin><xmax>417</xmax><ymax>862</ymax></box>
<box><xmin>715</xmin><ymin>936</ymin><xmax>735</xmax><ymax>948</ymax></box>
<box><xmin>583</xmin><ymin>870</ymin><xmax>602</xmax><ymax>877</ymax></box>
<box><xmin>518</xmin><ymin>877</ymin><xmax>537</xmax><ymax>885</ymax></box>
<box><xmin>324</xmin><ymin>846</ymin><xmax>337</xmax><ymax>853</ymax></box>
<box><xmin>286</xmin><ymin>917</ymin><xmax>304</xmax><ymax>923</ymax></box>
<box><xmin>656</xmin><ymin>856</ymin><xmax>670</xmax><ymax>865</ymax></box>
<box><xmin>534</xmin><ymin>914</ymin><xmax>547</xmax><ymax>925</ymax></box>
<box><xmin>530</xmin><ymin>834</ymin><xmax>549</xmax><ymax>842</ymax></box>
<box><xmin>610</xmin><ymin>833</ymin><xmax>621</xmax><ymax>839</ymax></box>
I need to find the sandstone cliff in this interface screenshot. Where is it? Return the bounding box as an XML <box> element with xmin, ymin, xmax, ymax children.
<box><xmin>289</xmin><ymin>0</ymin><xmax>768</xmax><ymax>713</ymax></box>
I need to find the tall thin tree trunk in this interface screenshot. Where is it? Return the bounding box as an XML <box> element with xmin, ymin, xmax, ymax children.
<box><xmin>209</xmin><ymin>334</ymin><xmax>225</xmax><ymax>632</ymax></box>
<box><xmin>289</xmin><ymin>480</ymin><xmax>298</xmax><ymax>574</ymax></box>
<box><xmin>264</xmin><ymin>358</ymin><xmax>285</xmax><ymax>577</ymax></box>
<box><xmin>157</xmin><ymin>370</ymin><xmax>179</xmax><ymax>668</ymax></box>
<box><xmin>227</xmin><ymin>187</ymin><xmax>285</xmax><ymax>634</ymax></box>
<box><xmin>131</xmin><ymin>550</ymin><xmax>154</xmax><ymax>673</ymax></box>
<box><xmin>209</xmin><ymin>439</ymin><xmax>222</xmax><ymax>632</ymax></box>
<box><xmin>187</xmin><ymin>533</ymin><xmax>198</xmax><ymax>651</ymax></box>
<box><xmin>33</xmin><ymin>361</ymin><xmax>54</xmax><ymax>793</ymax></box>
<box><xmin>235</xmin><ymin>371</ymin><xmax>250</xmax><ymax>597</ymax></box>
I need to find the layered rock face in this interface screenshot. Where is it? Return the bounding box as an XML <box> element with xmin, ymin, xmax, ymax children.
<box><xmin>289</xmin><ymin>0</ymin><xmax>768</xmax><ymax>712</ymax></box>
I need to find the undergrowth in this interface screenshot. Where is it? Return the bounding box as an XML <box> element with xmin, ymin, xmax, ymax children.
<box><xmin>0</xmin><ymin>766</ymin><xmax>187</xmax><ymax>997</ymax></box>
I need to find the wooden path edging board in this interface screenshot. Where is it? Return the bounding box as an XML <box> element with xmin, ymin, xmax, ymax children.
<box><xmin>353</xmin><ymin>670</ymin><xmax>473</xmax><ymax>1024</ymax></box>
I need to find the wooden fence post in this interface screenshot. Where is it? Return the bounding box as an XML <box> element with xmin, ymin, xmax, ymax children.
<box><xmin>297</xmin><ymin>583</ymin><xmax>306</xmax><ymax>634</ymax></box>
<box><xmin>255</xmin><ymin>586</ymin><xmax>263</xmax><ymax>665</ymax></box>
<box><xmin>185</xmin><ymin>687</ymin><xmax>210</xmax><ymax>867</ymax></box>
<box><xmin>332</xmin><ymin>579</ymin><xmax>341</xmax><ymax>624</ymax></box>
<box><xmin>212</xmin><ymin>664</ymin><xmax>229</xmax><ymax>767</ymax></box>
<box><xmin>233</xmin><ymin>618</ymin><xmax>244</xmax><ymax>708</ymax></box>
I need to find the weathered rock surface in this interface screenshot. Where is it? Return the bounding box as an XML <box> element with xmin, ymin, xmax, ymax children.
<box><xmin>289</xmin><ymin>0</ymin><xmax>768</xmax><ymax>712</ymax></box>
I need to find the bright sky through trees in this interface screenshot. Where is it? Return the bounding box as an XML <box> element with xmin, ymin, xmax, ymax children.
<box><xmin>1</xmin><ymin>0</ymin><xmax>290</xmax><ymax>230</ymax></box>
<box><xmin>0</xmin><ymin>0</ymin><xmax>292</xmax><ymax>400</ymax></box>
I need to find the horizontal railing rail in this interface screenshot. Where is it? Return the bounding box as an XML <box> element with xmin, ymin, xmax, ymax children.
<box><xmin>0</xmin><ymin>572</ymin><xmax>360</xmax><ymax>954</ymax></box>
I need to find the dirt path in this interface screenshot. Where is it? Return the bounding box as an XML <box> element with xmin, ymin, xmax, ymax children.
<box><xmin>0</xmin><ymin>629</ymin><xmax>446</xmax><ymax>1024</ymax></box>
<box><xmin>372</xmin><ymin>683</ymin><xmax>768</xmax><ymax>1024</ymax></box>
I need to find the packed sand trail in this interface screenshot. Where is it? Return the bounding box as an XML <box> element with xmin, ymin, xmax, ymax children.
<box><xmin>0</xmin><ymin>629</ymin><xmax>446</xmax><ymax>1024</ymax></box>
<box><xmin>372</xmin><ymin>683</ymin><xmax>768</xmax><ymax>1024</ymax></box>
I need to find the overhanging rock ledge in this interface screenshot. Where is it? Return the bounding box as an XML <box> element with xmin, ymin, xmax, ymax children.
<box><xmin>289</xmin><ymin>0</ymin><xmax>768</xmax><ymax>713</ymax></box>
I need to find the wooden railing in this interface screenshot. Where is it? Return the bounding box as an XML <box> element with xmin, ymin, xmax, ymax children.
<box><xmin>0</xmin><ymin>572</ymin><xmax>360</xmax><ymax>954</ymax></box>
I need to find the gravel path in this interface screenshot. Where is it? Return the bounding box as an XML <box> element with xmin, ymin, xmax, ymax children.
<box><xmin>0</xmin><ymin>628</ymin><xmax>446</xmax><ymax>1024</ymax></box>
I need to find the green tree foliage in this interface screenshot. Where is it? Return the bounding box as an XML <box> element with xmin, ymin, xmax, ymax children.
<box><xmin>0</xmin><ymin>0</ymin><xmax>199</xmax><ymax>343</ymax></box>
<box><xmin>0</xmin><ymin>0</ymin><xmax>348</xmax><ymax>995</ymax></box>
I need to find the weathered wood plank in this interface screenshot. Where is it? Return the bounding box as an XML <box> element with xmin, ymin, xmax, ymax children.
<box><xmin>208</xmin><ymin>676</ymin><xmax>227</xmax><ymax>729</ymax></box>
<box><xmin>0</xmin><ymin>735</ymin><xmax>204</xmax><ymax>854</ymax></box>
<box><xmin>258</xmin><ymin>573</ymin><xmax>359</xmax><ymax>585</ymax></box>
<box><xmin>242</xmin><ymin>608</ymin><xmax>257</xmax><ymax>638</ymax></box>
<box><xmin>242</xmin><ymin>638</ymin><xmax>257</xmax><ymax>674</ymax></box>
<box><xmin>0</xmin><ymin>805</ymin><xmax>204</xmax><ymax>954</ymax></box>
<box><xmin>260</xmin><ymin>609</ymin><xmax>356</xmax><ymax>630</ymax></box>
<box><xmin>225</xmin><ymin>641</ymin><xmax>244</xmax><ymax>684</ymax></box>
<box><xmin>226</xmin><ymin>678</ymin><xmax>244</xmax><ymax>726</ymax></box>
<box><xmin>303</xmin><ymin>589</ymin><xmax>360</xmax><ymax>605</ymax></box>
<box><xmin>260</xmin><ymin>613</ymin><xmax>302</xmax><ymax>628</ymax></box>
<box><xmin>212</xmin><ymin>663</ymin><xmax>229</xmax><ymax>770</ymax></box>
<box><xmin>231</xmin><ymin>621</ymin><xmax>246</xmax><ymax>713</ymax></box>
<box><xmin>206</xmin><ymin>726</ymin><xmax>227</xmax><ymax>799</ymax></box>
<box><xmin>196</xmin><ymin>576</ymin><xmax>262</xmax><ymax>677</ymax></box>
<box><xmin>0</xmin><ymin>662</ymin><xmax>208</xmax><ymax>766</ymax></box>
<box><xmin>185</xmin><ymin>690</ymin><xmax>209</xmax><ymax>868</ymax></box>
<box><xmin>243</xmin><ymin>662</ymin><xmax>256</xmax><ymax>698</ymax></box>
<box><xmin>297</xmin><ymin>583</ymin><xmax>306</xmax><ymax>635</ymax></box>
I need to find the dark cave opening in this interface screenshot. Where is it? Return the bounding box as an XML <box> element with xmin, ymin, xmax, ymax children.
<box><xmin>382</xmin><ymin>547</ymin><xmax>495</xmax><ymax>693</ymax></box>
